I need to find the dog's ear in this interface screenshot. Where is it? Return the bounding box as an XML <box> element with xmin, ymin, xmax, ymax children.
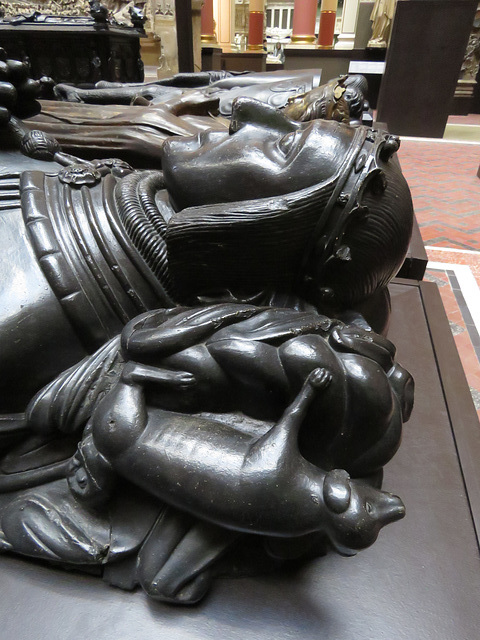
<box><xmin>323</xmin><ymin>469</ymin><xmax>351</xmax><ymax>514</ymax></box>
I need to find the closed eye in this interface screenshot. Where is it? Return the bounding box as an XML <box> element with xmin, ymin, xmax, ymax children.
<box><xmin>278</xmin><ymin>131</ymin><xmax>297</xmax><ymax>156</ymax></box>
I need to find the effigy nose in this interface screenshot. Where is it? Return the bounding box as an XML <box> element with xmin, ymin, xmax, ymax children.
<box><xmin>229</xmin><ymin>97</ymin><xmax>298</xmax><ymax>135</ymax></box>
<box><xmin>377</xmin><ymin>493</ymin><xmax>405</xmax><ymax>525</ymax></box>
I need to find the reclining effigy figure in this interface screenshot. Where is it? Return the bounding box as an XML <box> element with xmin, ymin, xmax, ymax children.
<box><xmin>0</xmin><ymin>54</ymin><xmax>414</xmax><ymax>604</ymax></box>
<box><xmin>51</xmin><ymin>69</ymin><xmax>367</xmax><ymax>122</ymax></box>
<box><xmin>25</xmin><ymin>70</ymin><xmax>370</xmax><ymax>165</ymax></box>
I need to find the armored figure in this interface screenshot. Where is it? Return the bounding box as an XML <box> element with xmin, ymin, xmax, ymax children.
<box><xmin>51</xmin><ymin>71</ymin><xmax>368</xmax><ymax>123</ymax></box>
<box><xmin>0</xmin><ymin>57</ymin><xmax>414</xmax><ymax>604</ymax></box>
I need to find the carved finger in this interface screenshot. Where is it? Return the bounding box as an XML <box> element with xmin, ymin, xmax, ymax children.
<box><xmin>309</xmin><ymin>367</ymin><xmax>333</xmax><ymax>390</ymax></box>
<box><xmin>121</xmin><ymin>361</ymin><xmax>197</xmax><ymax>389</ymax></box>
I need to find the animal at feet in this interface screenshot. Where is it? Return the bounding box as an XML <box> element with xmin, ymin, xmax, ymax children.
<box><xmin>69</xmin><ymin>365</ymin><xmax>405</xmax><ymax>555</ymax></box>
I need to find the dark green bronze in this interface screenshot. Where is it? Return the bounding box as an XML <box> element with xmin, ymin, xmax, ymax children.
<box><xmin>0</xmin><ymin>55</ymin><xmax>414</xmax><ymax>605</ymax></box>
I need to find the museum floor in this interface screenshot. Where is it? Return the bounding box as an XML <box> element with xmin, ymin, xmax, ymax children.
<box><xmin>397</xmin><ymin>117</ymin><xmax>480</xmax><ymax>421</ymax></box>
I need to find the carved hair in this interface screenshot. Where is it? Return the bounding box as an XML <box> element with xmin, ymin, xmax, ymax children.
<box><xmin>115</xmin><ymin>125</ymin><xmax>413</xmax><ymax>310</ymax></box>
<box><xmin>317</xmin><ymin>159</ymin><xmax>413</xmax><ymax>306</ymax></box>
<box><xmin>166</xmin><ymin>141</ymin><xmax>413</xmax><ymax>309</ymax></box>
<box><xmin>166</xmin><ymin>179</ymin><xmax>335</xmax><ymax>302</ymax></box>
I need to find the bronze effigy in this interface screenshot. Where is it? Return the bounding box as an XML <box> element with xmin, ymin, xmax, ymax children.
<box><xmin>0</xmin><ymin>54</ymin><xmax>414</xmax><ymax>605</ymax></box>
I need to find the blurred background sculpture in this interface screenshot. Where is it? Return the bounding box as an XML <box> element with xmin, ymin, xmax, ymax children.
<box><xmin>460</xmin><ymin>12</ymin><xmax>480</xmax><ymax>82</ymax></box>
<box><xmin>0</xmin><ymin>0</ymin><xmax>90</xmax><ymax>18</ymax></box>
<box><xmin>368</xmin><ymin>0</ymin><xmax>397</xmax><ymax>48</ymax></box>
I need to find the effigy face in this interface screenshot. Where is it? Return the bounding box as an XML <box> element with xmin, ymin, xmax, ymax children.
<box><xmin>0</xmin><ymin>57</ymin><xmax>415</xmax><ymax>605</ymax></box>
<box><xmin>162</xmin><ymin>99</ymin><xmax>357</xmax><ymax>209</ymax></box>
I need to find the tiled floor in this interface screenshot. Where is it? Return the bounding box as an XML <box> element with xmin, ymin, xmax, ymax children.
<box><xmin>425</xmin><ymin>249</ymin><xmax>480</xmax><ymax>418</ymax></box>
<box><xmin>398</xmin><ymin>138</ymin><xmax>480</xmax><ymax>251</ymax></box>
<box><xmin>397</xmin><ymin>130</ymin><xmax>480</xmax><ymax>420</ymax></box>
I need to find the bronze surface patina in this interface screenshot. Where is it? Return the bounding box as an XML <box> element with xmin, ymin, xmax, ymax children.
<box><xmin>0</xmin><ymin>55</ymin><xmax>414</xmax><ymax>605</ymax></box>
<box><xmin>24</xmin><ymin>71</ymin><xmax>371</xmax><ymax>166</ymax></box>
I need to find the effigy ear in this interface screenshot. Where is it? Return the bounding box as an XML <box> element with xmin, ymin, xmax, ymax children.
<box><xmin>323</xmin><ymin>469</ymin><xmax>351</xmax><ymax>514</ymax></box>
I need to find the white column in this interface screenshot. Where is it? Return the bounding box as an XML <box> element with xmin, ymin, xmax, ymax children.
<box><xmin>334</xmin><ymin>0</ymin><xmax>360</xmax><ymax>50</ymax></box>
<box><xmin>213</xmin><ymin>0</ymin><xmax>235</xmax><ymax>46</ymax></box>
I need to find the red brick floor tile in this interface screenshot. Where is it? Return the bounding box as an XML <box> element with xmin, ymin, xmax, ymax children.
<box><xmin>398</xmin><ymin>140</ymin><xmax>480</xmax><ymax>252</ymax></box>
<box><xmin>424</xmin><ymin>257</ymin><xmax>480</xmax><ymax>421</ymax></box>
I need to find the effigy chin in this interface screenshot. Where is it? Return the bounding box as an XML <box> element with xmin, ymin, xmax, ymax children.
<box><xmin>0</xmin><ymin>58</ymin><xmax>415</xmax><ymax>606</ymax></box>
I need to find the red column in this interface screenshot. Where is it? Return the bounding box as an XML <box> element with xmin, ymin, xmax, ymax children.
<box><xmin>291</xmin><ymin>0</ymin><xmax>318</xmax><ymax>45</ymax></box>
<box><xmin>248</xmin><ymin>0</ymin><xmax>265</xmax><ymax>50</ymax></box>
<box><xmin>318</xmin><ymin>0</ymin><xmax>338</xmax><ymax>48</ymax></box>
<box><xmin>201</xmin><ymin>0</ymin><xmax>217</xmax><ymax>43</ymax></box>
